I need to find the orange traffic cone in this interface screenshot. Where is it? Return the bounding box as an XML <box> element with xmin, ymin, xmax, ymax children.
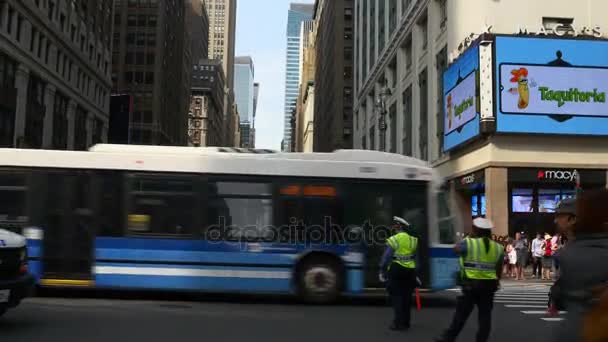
<box><xmin>416</xmin><ymin>288</ymin><xmax>421</xmax><ymax>311</ymax></box>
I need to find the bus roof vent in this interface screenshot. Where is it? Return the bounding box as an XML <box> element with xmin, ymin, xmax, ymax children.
<box><xmin>217</xmin><ymin>147</ymin><xmax>277</xmax><ymax>154</ymax></box>
<box><xmin>332</xmin><ymin>149</ymin><xmax>429</xmax><ymax>166</ymax></box>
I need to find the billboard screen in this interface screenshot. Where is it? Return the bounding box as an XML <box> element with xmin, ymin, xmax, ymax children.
<box><xmin>443</xmin><ymin>44</ymin><xmax>480</xmax><ymax>151</ymax></box>
<box><xmin>495</xmin><ymin>36</ymin><xmax>608</xmax><ymax>135</ymax></box>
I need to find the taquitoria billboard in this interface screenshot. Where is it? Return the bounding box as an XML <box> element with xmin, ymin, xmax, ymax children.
<box><xmin>495</xmin><ymin>36</ymin><xmax>608</xmax><ymax>135</ymax></box>
<box><xmin>443</xmin><ymin>43</ymin><xmax>480</xmax><ymax>152</ymax></box>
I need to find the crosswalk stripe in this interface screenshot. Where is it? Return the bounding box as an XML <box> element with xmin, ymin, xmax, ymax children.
<box><xmin>541</xmin><ymin>318</ymin><xmax>565</xmax><ymax>322</ymax></box>
<box><xmin>494</xmin><ymin>295</ymin><xmax>548</xmax><ymax>299</ymax></box>
<box><xmin>496</xmin><ymin>300</ymin><xmax>546</xmax><ymax>304</ymax></box>
<box><xmin>521</xmin><ymin>310</ymin><xmax>567</xmax><ymax>315</ymax></box>
<box><xmin>505</xmin><ymin>305</ymin><xmax>548</xmax><ymax>308</ymax></box>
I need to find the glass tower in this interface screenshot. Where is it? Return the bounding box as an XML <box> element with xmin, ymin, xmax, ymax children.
<box><xmin>282</xmin><ymin>3</ymin><xmax>314</xmax><ymax>151</ymax></box>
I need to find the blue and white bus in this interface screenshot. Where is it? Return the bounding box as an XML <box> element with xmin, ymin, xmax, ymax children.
<box><xmin>0</xmin><ymin>145</ymin><xmax>463</xmax><ymax>303</ymax></box>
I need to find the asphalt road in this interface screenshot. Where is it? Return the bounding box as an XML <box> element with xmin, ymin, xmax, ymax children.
<box><xmin>0</xmin><ymin>284</ymin><xmax>562</xmax><ymax>342</ymax></box>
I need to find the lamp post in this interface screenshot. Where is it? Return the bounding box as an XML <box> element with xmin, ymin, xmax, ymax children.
<box><xmin>375</xmin><ymin>80</ymin><xmax>392</xmax><ymax>152</ymax></box>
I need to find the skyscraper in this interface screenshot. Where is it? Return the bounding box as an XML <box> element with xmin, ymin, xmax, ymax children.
<box><xmin>234</xmin><ymin>56</ymin><xmax>254</xmax><ymax>148</ymax></box>
<box><xmin>0</xmin><ymin>0</ymin><xmax>114</xmax><ymax>150</ymax></box>
<box><xmin>234</xmin><ymin>56</ymin><xmax>254</xmax><ymax>123</ymax></box>
<box><xmin>112</xmin><ymin>0</ymin><xmax>193</xmax><ymax>146</ymax></box>
<box><xmin>203</xmin><ymin>0</ymin><xmax>236</xmax><ymax>91</ymax></box>
<box><xmin>313</xmin><ymin>0</ymin><xmax>354</xmax><ymax>152</ymax></box>
<box><xmin>282</xmin><ymin>3</ymin><xmax>313</xmax><ymax>152</ymax></box>
<box><xmin>203</xmin><ymin>0</ymin><xmax>237</xmax><ymax>146</ymax></box>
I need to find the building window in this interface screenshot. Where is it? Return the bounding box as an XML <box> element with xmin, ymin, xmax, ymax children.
<box><xmin>389</xmin><ymin>0</ymin><xmax>397</xmax><ymax>35</ymax></box>
<box><xmin>389</xmin><ymin>103</ymin><xmax>397</xmax><ymax>153</ymax></box>
<box><xmin>436</xmin><ymin>46</ymin><xmax>447</xmax><ymax>156</ymax></box>
<box><xmin>148</xmin><ymin>15</ymin><xmax>157</xmax><ymax>27</ymax></box>
<box><xmin>124</xmin><ymin>71</ymin><xmax>133</xmax><ymax>83</ymax></box>
<box><xmin>438</xmin><ymin>0</ymin><xmax>447</xmax><ymax>30</ymax></box>
<box><xmin>369</xmin><ymin>126</ymin><xmax>375</xmax><ymax>150</ymax></box>
<box><xmin>16</xmin><ymin>15</ymin><xmax>22</xmax><ymax>42</ymax></box>
<box><xmin>147</xmin><ymin>33</ymin><xmax>156</xmax><ymax>46</ymax></box>
<box><xmin>125</xmin><ymin>52</ymin><xmax>134</xmax><ymax>64</ymax></box>
<box><xmin>143</xmin><ymin>53</ymin><xmax>154</xmax><ymax>65</ymax></box>
<box><xmin>45</xmin><ymin>41</ymin><xmax>51</xmax><ymax>64</ymax></box>
<box><xmin>30</xmin><ymin>28</ymin><xmax>37</xmax><ymax>52</ymax></box>
<box><xmin>402</xmin><ymin>86</ymin><xmax>412</xmax><ymax>156</ymax></box>
<box><xmin>344</xmin><ymin>27</ymin><xmax>353</xmax><ymax>40</ymax></box>
<box><xmin>48</xmin><ymin>1</ymin><xmax>55</xmax><ymax>21</ymax></box>
<box><xmin>145</xmin><ymin>72</ymin><xmax>154</xmax><ymax>84</ymax></box>
<box><xmin>418</xmin><ymin>16</ymin><xmax>428</xmax><ymax>51</ymax></box>
<box><xmin>74</xmin><ymin>107</ymin><xmax>87</xmax><ymax>151</ymax></box>
<box><xmin>418</xmin><ymin>69</ymin><xmax>428</xmax><ymax>160</ymax></box>
<box><xmin>52</xmin><ymin>92</ymin><xmax>68</xmax><ymax>149</ymax></box>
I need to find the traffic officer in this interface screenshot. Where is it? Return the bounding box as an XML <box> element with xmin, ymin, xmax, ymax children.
<box><xmin>379</xmin><ymin>216</ymin><xmax>418</xmax><ymax>331</ymax></box>
<box><xmin>435</xmin><ymin>218</ymin><xmax>504</xmax><ymax>342</ymax></box>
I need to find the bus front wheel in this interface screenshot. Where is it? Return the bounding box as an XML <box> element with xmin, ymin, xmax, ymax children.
<box><xmin>296</xmin><ymin>256</ymin><xmax>343</xmax><ymax>304</ymax></box>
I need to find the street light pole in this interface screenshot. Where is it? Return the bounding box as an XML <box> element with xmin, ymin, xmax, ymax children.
<box><xmin>375</xmin><ymin>80</ymin><xmax>392</xmax><ymax>152</ymax></box>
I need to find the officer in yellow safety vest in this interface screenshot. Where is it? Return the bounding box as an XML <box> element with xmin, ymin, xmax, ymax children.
<box><xmin>435</xmin><ymin>218</ymin><xmax>504</xmax><ymax>342</ymax></box>
<box><xmin>379</xmin><ymin>216</ymin><xmax>418</xmax><ymax>331</ymax></box>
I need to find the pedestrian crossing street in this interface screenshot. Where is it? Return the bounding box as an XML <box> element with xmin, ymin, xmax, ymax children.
<box><xmin>448</xmin><ymin>284</ymin><xmax>566</xmax><ymax>322</ymax></box>
<box><xmin>495</xmin><ymin>285</ymin><xmax>565</xmax><ymax>322</ymax></box>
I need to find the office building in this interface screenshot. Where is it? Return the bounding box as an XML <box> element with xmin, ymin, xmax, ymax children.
<box><xmin>188</xmin><ymin>0</ymin><xmax>210</xmax><ymax>61</ymax></box>
<box><xmin>353</xmin><ymin>0</ymin><xmax>608</xmax><ymax>236</ymax></box>
<box><xmin>112</xmin><ymin>0</ymin><xmax>193</xmax><ymax>146</ymax></box>
<box><xmin>0</xmin><ymin>0</ymin><xmax>113</xmax><ymax>150</ymax></box>
<box><xmin>251</xmin><ymin>82</ymin><xmax>259</xmax><ymax>147</ymax></box>
<box><xmin>282</xmin><ymin>3</ymin><xmax>313</xmax><ymax>151</ymax></box>
<box><xmin>234</xmin><ymin>56</ymin><xmax>254</xmax><ymax>122</ymax></box>
<box><xmin>295</xmin><ymin>20</ymin><xmax>315</xmax><ymax>152</ymax></box>
<box><xmin>189</xmin><ymin>59</ymin><xmax>225</xmax><ymax>147</ymax></box>
<box><xmin>312</xmin><ymin>0</ymin><xmax>354</xmax><ymax>152</ymax></box>
<box><xmin>203</xmin><ymin>0</ymin><xmax>237</xmax><ymax>146</ymax></box>
<box><xmin>234</xmin><ymin>56</ymin><xmax>255</xmax><ymax>147</ymax></box>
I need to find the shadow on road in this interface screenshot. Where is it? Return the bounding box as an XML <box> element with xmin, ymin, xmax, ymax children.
<box><xmin>33</xmin><ymin>287</ymin><xmax>457</xmax><ymax>308</ymax></box>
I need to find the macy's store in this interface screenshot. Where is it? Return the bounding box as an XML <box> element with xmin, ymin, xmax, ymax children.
<box><xmin>439</xmin><ymin>34</ymin><xmax>608</xmax><ymax>237</ymax></box>
<box><xmin>451</xmin><ymin>166</ymin><xmax>607</xmax><ymax>237</ymax></box>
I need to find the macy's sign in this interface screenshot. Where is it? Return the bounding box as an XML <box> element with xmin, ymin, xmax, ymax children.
<box><xmin>537</xmin><ymin>169</ymin><xmax>579</xmax><ymax>181</ymax></box>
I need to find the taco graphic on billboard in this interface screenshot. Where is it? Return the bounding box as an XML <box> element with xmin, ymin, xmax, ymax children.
<box><xmin>510</xmin><ymin>67</ymin><xmax>530</xmax><ymax>109</ymax></box>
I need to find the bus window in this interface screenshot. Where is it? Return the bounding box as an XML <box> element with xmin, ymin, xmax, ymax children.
<box><xmin>98</xmin><ymin>172</ymin><xmax>125</xmax><ymax>237</ymax></box>
<box><xmin>437</xmin><ymin>191</ymin><xmax>457</xmax><ymax>245</ymax></box>
<box><xmin>127</xmin><ymin>174</ymin><xmax>197</xmax><ymax>236</ymax></box>
<box><xmin>0</xmin><ymin>171</ymin><xmax>28</xmax><ymax>233</ymax></box>
<box><xmin>207</xmin><ymin>181</ymin><xmax>273</xmax><ymax>242</ymax></box>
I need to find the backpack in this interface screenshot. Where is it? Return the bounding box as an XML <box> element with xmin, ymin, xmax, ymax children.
<box><xmin>583</xmin><ymin>284</ymin><xmax>608</xmax><ymax>342</ymax></box>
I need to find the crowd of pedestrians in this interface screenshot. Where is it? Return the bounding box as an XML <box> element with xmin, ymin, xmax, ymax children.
<box><xmin>493</xmin><ymin>230</ymin><xmax>567</xmax><ymax>281</ymax></box>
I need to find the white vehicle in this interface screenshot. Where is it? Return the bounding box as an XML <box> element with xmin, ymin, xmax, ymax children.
<box><xmin>1</xmin><ymin>145</ymin><xmax>462</xmax><ymax>303</ymax></box>
<box><xmin>0</xmin><ymin>229</ymin><xmax>33</xmax><ymax>317</ymax></box>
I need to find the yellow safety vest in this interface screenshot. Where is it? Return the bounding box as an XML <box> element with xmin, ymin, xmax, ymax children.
<box><xmin>387</xmin><ymin>232</ymin><xmax>418</xmax><ymax>269</ymax></box>
<box><xmin>460</xmin><ymin>238</ymin><xmax>502</xmax><ymax>280</ymax></box>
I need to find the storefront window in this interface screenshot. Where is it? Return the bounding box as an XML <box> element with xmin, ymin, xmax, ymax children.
<box><xmin>539</xmin><ymin>189</ymin><xmax>561</xmax><ymax>213</ymax></box>
<box><xmin>472</xmin><ymin>196</ymin><xmax>478</xmax><ymax>217</ymax></box>
<box><xmin>512</xmin><ymin>188</ymin><xmax>534</xmax><ymax>212</ymax></box>
<box><xmin>471</xmin><ymin>194</ymin><xmax>487</xmax><ymax>218</ymax></box>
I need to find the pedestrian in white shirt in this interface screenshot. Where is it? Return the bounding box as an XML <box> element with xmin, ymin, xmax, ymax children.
<box><xmin>531</xmin><ymin>233</ymin><xmax>545</xmax><ymax>279</ymax></box>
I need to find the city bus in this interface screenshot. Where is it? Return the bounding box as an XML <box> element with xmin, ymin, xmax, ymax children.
<box><xmin>0</xmin><ymin>145</ymin><xmax>463</xmax><ymax>303</ymax></box>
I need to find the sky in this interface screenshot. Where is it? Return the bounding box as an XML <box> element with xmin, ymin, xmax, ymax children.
<box><xmin>235</xmin><ymin>0</ymin><xmax>314</xmax><ymax>150</ymax></box>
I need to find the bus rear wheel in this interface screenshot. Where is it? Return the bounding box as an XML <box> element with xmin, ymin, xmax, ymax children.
<box><xmin>296</xmin><ymin>257</ymin><xmax>342</xmax><ymax>304</ymax></box>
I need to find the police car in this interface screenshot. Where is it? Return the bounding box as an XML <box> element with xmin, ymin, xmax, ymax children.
<box><xmin>0</xmin><ymin>228</ymin><xmax>34</xmax><ymax>317</ymax></box>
